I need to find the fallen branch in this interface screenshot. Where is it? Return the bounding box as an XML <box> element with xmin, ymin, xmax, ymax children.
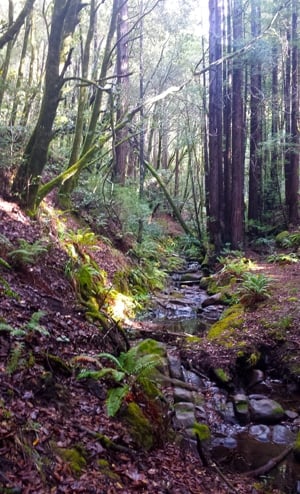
<box><xmin>76</xmin><ymin>424</ymin><xmax>133</xmax><ymax>454</ymax></box>
<box><xmin>244</xmin><ymin>445</ymin><xmax>293</xmax><ymax>478</ymax></box>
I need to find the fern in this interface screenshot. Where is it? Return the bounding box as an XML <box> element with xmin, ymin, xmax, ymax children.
<box><xmin>8</xmin><ymin>239</ymin><xmax>47</xmax><ymax>265</ymax></box>
<box><xmin>7</xmin><ymin>342</ymin><xmax>24</xmax><ymax>374</ymax></box>
<box><xmin>238</xmin><ymin>272</ymin><xmax>271</xmax><ymax>307</ymax></box>
<box><xmin>77</xmin><ymin>339</ymin><xmax>166</xmax><ymax>417</ymax></box>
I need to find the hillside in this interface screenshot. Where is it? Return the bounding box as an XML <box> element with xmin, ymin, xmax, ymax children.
<box><xmin>0</xmin><ymin>196</ymin><xmax>299</xmax><ymax>494</ymax></box>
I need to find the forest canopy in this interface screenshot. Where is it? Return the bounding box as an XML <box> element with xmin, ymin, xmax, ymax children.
<box><xmin>0</xmin><ymin>0</ymin><xmax>299</xmax><ymax>252</ymax></box>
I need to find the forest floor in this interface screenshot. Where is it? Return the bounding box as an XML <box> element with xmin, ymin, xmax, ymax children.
<box><xmin>0</xmin><ymin>196</ymin><xmax>299</xmax><ymax>494</ymax></box>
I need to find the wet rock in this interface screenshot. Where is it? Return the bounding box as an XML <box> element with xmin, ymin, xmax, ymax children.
<box><xmin>285</xmin><ymin>410</ymin><xmax>299</xmax><ymax>421</ymax></box>
<box><xmin>233</xmin><ymin>393</ymin><xmax>250</xmax><ymax>424</ymax></box>
<box><xmin>202</xmin><ymin>292</ymin><xmax>223</xmax><ymax>308</ymax></box>
<box><xmin>249</xmin><ymin>397</ymin><xmax>285</xmax><ymax>424</ymax></box>
<box><xmin>182</xmin><ymin>369</ymin><xmax>203</xmax><ymax>387</ymax></box>
<box><xmin>173</xmin><ymin>386</ymin><xmax>194</xmax><ymax>403</ymax></box>
<box><xmin>249</xmin><ymin>424</ymin><xmax>271</xmax><ymax>442</ymax></box>
<box><xmin>221</xmin><ymin>401</ymin><xmax>237</xmax><ymax>424</ymax></box>
<box><xmin>179</xmin><ymin>272</ymin><xmax>203</xmax><ymax>283</ymax></box>
<box><xmin>272</xmin><ymin>424</ymin><xmax>295</xmax><ymax>444</ymax></box>
<box><xmin>173</xmin><ymin>402</ymin><xmax>196</xmax><ymax>429</ymax></box>
<box><xmin>168</xmin><ymin>354</ymin><xmax>183</xmax><ymax>380</ymax></box>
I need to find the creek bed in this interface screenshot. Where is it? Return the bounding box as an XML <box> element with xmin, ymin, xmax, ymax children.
<box><xmin>139</xmin><ymin>262</ymin><xmax>300</xmax><ymax>493</ymax></box>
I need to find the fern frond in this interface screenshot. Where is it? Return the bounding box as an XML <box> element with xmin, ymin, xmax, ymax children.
<box><xmin>106</xmin><ymin>385</ymin><xmax>130</xmax><ymax>417</ymax></box>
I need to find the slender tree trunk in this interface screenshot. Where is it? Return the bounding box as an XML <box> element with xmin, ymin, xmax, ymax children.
<box><xmin>59</xmin><ymin>0</ymin><xmax>119</xmax><ymax>200</ymax></box>
<box><xmin>12</xmin><ymin>0</ymin><xmax>83</xmax><ymax>209</ymax></box>
<box><xmin>10</xmin><ymin>13</ymin><xmax>32</xmax><ymax>126</ymax></box>
<box><xmin>230</xmin><ymin>0</ymin><xmax>245</xmax><ymax>248</ymax></box>
<box><xmin>208</xmin><ymin>0</ymin><xmax>223</xmax><ymax>252</ymax></box>
<box><xmin>58</xmin><ymin>0</ymin><xmax>96</xmax><ymax>206</ymax></box>
<box><xmin>223</xmin><ymin>0</ymin><xmax>232</xmax><ymax>241</ymax></box>
<box><xmin>285</xmin><ymin>0</ymin><xmax>299</xmax><ymax>225</ymax></box>
<box><xmin>113</xmin><ymin>0</ymin><xmax>130</xmax><ymax>184</ymax></box>
<box><xmin>0</xmin><ymin>0</ymin><xmax>36</xmax><ymax>50</ymax></box>
<box><xmin>248</xmin><ymin>0</ymin><xmax>262</xmax><ymax>223</ymax></box>
<box><xmin>0</xmin><ymin>1</ymin><xmax>14</xmax><ymax>112</ymax></box>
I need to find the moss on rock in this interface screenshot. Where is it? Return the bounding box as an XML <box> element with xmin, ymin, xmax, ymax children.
<box><xmin>122</xmin><ymin>402</ymin><xmax>154</xmax><ymax>450</ymax></box>
<box><xmin>207</xmin><ymin>305</ymin><xmax>244</xmax><ymax>347</ymax></box>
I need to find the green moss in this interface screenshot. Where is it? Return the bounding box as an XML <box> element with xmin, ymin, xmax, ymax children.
<box><xmin>122</xmin><ymin>402</ymin><xmax>154</xmax><ymax>450</ymax></box>
<box><xmin>207</xmin><ymin>305</ymin><xmax>244</xmax><ymax>345</ymax></box>
<box><xmin>213</xmin><ymin>368</ymin><xmax>231</xmax><ymax>384</ymax></box>
<box><xmin>185</xmin><ymin>335</ymin><xmax>202</xmax><ymax>344</ymax></box>
<box><xmin>55</xmin><ymin>446</ymin><xmax>87</xmax><ymax>476</ymax></box>
<box><xmin>193</xmin><ymin>422</ymin><xmax>211</xmax><ymax>442</ymax></box>
<box><xmin>97</xmin><ymin>459</ymin><xmax>121</xmax><ymax>480</ymax></box>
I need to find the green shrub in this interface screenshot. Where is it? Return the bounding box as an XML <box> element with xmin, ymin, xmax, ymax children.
<box><xmin>238</xmin><ymin>272</ymin><xmax>271</xmax><ymax>307</ymax></box>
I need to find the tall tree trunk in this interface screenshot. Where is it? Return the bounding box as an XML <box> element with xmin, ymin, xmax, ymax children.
<box><xmin>285</xmin><ymin>0</ymin><xmax>299</xmax><ymax>225</ymax></box>
<box><xmin>208</xmin><ymin>0</ymin><xmax>223</xmax><ymax>253</ymax></box>
<box><xmin>113</xmin><ymin>0</ymin><xmax>130</xmax><ymax>184</ymax></box>
<box><xmin>0</xmin><ymin>1</ymin><xmax>14</xmax><ymax>112</ymax></box>
<box><xmin>12</xmin><ymin>0</ymin><xmax>83</xmax><ymax>209</ymax></box>
<box><xmin>0</xmin><ymin>0</ymin><xmax>36</xmax><ymax>50</ymax></box>
<box><xmin>10</xmin><ymin>13</ymin><xmax>32</xmax><ymax>126</ymax></box>
<box><xmin>59</xmin><ymin>0</ymin><xmax>119</xmax><ymax>200</ymax></box>
<box><xmin>223</xmin><ymin>0</ymin><xmax>232</xmax><ymax>241</ymax></box>
<box><xmin>58</xmin><ymin>0</ymin><xmax>96</xmax><ymax>207</ymax></box>
<box><xmin>230</xmin><ymin>0</ymin><xmax>245</xmax><ymax>248</ymax></box>
<box><xmin>248</xmin><ymin>0</ymin><xmax>262</xmax><ymax>223</ymax></box>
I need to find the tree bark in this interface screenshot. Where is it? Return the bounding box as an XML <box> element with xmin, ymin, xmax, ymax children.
<box><xmin>208</xmin><ymin>0</ymin><xmax>223</xmax><ymax>253</ymax></box>
<box><xmin>0</xmin><ymin>0</ymin><xmax>36</xmax><ymax>50</ymax></box>
<box><xmin>248</xmin><ymin>0</ymin><xmax>262</xmax><ymax>223</ymax></box>
<box><xmin>230</xmin><ymin>0</ymin><xmax>245</xmax><ymax>248</ymax></box>
<box><xmin>11</xmin><ymin>0</ymin><xmax>83</xmax><ymax>209</ymax></box>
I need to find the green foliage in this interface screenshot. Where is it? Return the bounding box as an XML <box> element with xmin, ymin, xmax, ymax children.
<box><xmin>0</xmin><ymin>311</ymin><xmax>48</xmax><ymax>374</ymax></box>
<box><xmin>63</xmin><ymin>228</ymin><xmax>99</xmax><ymax>251</ymax></box>
<box><xmin>0</xmin><ymin>311</ymin><xmax>48</xmax><ymax>338</ymax></box>
<box><xmin>8</xmin><ymin>239</ymin><xmax>48</xmax><ymax>266</ymax></box>
<box><xmin>77</xmin><ymin>339</ymin><xmax>165</xmax><ymax>417</ymax></box>
<box><xmin>217</xmin><ymin>255</ymin><xmax>253</xmax><ymax>277</ymax></box>
<box><xmin>238</xmin><ymin>272</ymin><xmax>271</xmax><ymax>307</ymax></box>
<box><xmin>267</xmin><ymin>252</ymin><xmax>298</xmax><ymax>264</ymax></box>
<box><xmin>176</xmin><ymin>234</ymin><xmax>204</xmax><ymax>260</ymax></box>
<box><xmin>281</xmin><ymin>232</ymin><xmax>300</xmax><ymax>249</ymax></box>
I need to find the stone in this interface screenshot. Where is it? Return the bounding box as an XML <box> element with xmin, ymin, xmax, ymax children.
<box><xmin>233</xmin><ymin>393</ymin><xmax>250</xmax><ymax>424</ymax></box>
<box><xmin>168</xmin><ymin>354</ymin><xmax>183</xmax><ymax>380</ymax></box>
<box><xmin>285</xmin><ymin>410</ymin><xmax>299</xmax><ymax>421</ymax></box>
<box><xmin>249</xmin><ymin>424</ymin><xmax>271</xmax><ymax>442</ymax></box>
<box><xmin>249</xmin><ymin>397</ymin><xmax>285</xmax><ymax>424</ymax></box>
<box><xmin>173</xmin><ymin>386</ymin><xmax>194</xmax><ymax>403</ymax></box>
<box><xmin>202</xmin><ymin>292</ymin><xmax>223</xmax><ymax>307</ymax></box>
<box><xmin>272</xmin><ymin>425</ymin><xmax>295</xmax><ymax>444</ymax></box>
<box><xmin>173</xmin><ymin>402</ymin><xmax>196</xmax><ymax>429</ymax></box>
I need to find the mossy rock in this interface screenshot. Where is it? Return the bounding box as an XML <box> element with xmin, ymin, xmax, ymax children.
<box><xmin>193</xmin><ymin>422</ymin><xmax>211</xmax><ymax>442</ymax></box>
<box><xmin>53</xmin><ymin>445</ymin><xmax>87</xmax><ymax>476</ymax></box>
<box><xmin>122</xmin><ymin>402</ymin><xmax>154</xmax><ymax>450</ymax></box>
<box><xmin>213</xmin><ymin>367</ymin><xmax>231</xmax><ymax>385</ymax></box>
<box><xmin>207</xmin><ymin>305</ymin><xmax>244</xmax><ymax>347</ymax></box>
<box><xmin>97</xmin><ymin>459</ymin><xmax>121</xmax><ymax>480</ymax></box>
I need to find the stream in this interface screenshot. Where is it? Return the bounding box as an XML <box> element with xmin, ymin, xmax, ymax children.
<box><xmin>140</xmin><ymin>262</ymin><xmax>300</xmax><ymax>493</ymax></box>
